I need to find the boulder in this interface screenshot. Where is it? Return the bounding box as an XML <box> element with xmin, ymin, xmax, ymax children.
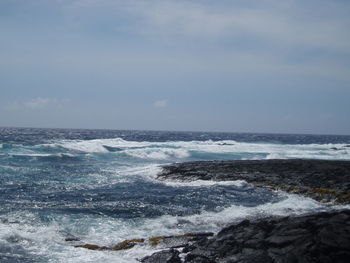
<box><xmin>140</xmin><ymin>249</ymin><xmax>181</xmax><ymax>263</ymax></box>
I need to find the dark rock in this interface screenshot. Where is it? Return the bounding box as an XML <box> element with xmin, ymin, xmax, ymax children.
<box><xmin>140</xmin><ymin>249</ymin><xmax>181</xmax><ymax>263</ymax></box>
<box><xmin>65</xmin><ymin>237</ymin><xmax>80</xmax><ymax>242</ymax></box>
<box><xmin>148</xmin><ymin>233</ymin><xmax>213</xmax><ymax>248</ymax></box>
<box><xmin>75</xmin><ymin>238</ymin><xmax>145</xmax><ymax>251</ymax></box>
<box><xmin>182</xmin><ymin>210</ymin><xmax>350</xmax><ymax>263</ymax></box>
<box><xmin>112</xmin><ymin>239</ymin><xmax>145</xmax><ymax>250</ymax></box>
<box><xmin>185</xmin><ymin>254</ymin><xmax>216</xmax><ymax>263</ymax></box>
<box><xmin>75</xmin><ymin>244</ymin><xmax>109</xmax><ymax>250</ymax></box>
<box><xmin>158</xmin><ymin>159</ymin><xmax>350</xmax><ymax>203</ymax></box>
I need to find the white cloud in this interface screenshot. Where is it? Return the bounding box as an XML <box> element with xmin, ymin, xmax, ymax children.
<box><xmin>153</xmin><ymin>99</ymin><xmax>167</xmax><ymax>108</ymax></box>
<box><xmin>24</xmin><ymin>98</ymin><xmax>50</xmax><ymax>109</ymax></box>
<box><xmin>4</xmin><ymin>98</ymin><xmax>70</xmax><ymax>111</ymax></box>
<box><xmin>93</xmin><ymin>0</ymin><xmax>350</xmax><ymax>52</ymax></box>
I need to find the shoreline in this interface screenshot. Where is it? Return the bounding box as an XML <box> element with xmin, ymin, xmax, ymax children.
<box><xmin>75</xmin><ymin>159</ymin><xmax>350</xmax><ymax>262</ymax></box>
<box><xmin>141</xmin><ymin>159</ymin><xmax>350</xmax><ymax>262</ymax></box>
<box><xmin>158</xmin><ymin>159</ymin><xmax>350</xmax><ymax>204</ymax></box>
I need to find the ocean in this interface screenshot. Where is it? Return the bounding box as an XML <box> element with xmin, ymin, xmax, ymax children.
<box><xmin>1</xmin><ymin>127</ymin><xmax>350</xmax><ymax>263</ymax></box>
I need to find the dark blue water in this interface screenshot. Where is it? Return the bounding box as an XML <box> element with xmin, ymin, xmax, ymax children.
<box><xmin>0</xmin><ymin>128</ymin><xmax>349</xmax><ymax>262</ymax></box>
<box><xmin>1</xmin><ymin>127</ymin><xmax>350</xmax><ymax>145</ymax></box>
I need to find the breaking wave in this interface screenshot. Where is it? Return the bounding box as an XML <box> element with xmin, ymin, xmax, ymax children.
<box><xmin>1</xmin><ymin>192</ymin><xmax>347</xmax><ymax>263</ymax></box>
<box><xmin>36</xmin><ymin>138</ymin><xmax>350</xmax><ymax>161</ymax></box>
<box><xmin>1</xmin><ymin>129</ymin><xmax>350</xmax><ymax>263</ymax></box>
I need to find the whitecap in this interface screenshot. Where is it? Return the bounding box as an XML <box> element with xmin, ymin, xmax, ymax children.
<box><xmin>161</xmin><ymin>179</ymin><xmax>248</xmax><ymax>188</ymax></box>
<box><xmin>1</xmin><ymin>192</ymin><xmax>348</xmax><ymax>263</ymax></box>
<box><xmin>124</xmin><ymin>147</ymin><xmax>190</xmax><ymax>160</ymax></box>
<box><xmin>39</xmin><ymin>138</ymin><xmax>350</xmax><ymax>160</ymax></box>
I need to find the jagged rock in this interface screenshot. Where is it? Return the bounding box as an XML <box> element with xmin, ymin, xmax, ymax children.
<box><xmin>65</xmin><ymin>237</ymin><xmax>80</xmax><ymax>242</ymax></box>
<box><xmin>75</xmin><ymin>159</ymin><xmax>350</xmax><ymax>262</ymax></box>
<box><xmin>158</xmin><ymin>159</ymin><xmax>350</xmax><ymax>204</ymax></box>
<box><xmin>75</xmin><ymin>238</ymin><xmax>145</xmax><ymax>251</ymax></box>
<box><xmin>73</xmin><ymin>233</ymin><xmax>213</xmax><ymax>252</ymax></box>
<box><xmin>140</xmin><ymin>249</ymin><xmax>181</xmax><ymax>263</ymax></box>
<box><xmin>113</xmin><ymin>239</ymin><xmax>145</xmax><ymax>250</ymax></box>
<box><xmin>149</xmin><ymin>233</ymin><xmax>213</xmax><ymax>248</ymax></box>
<box><xmin>183</xmin><ymin>210</ymin><xmax>350</xmax><ymax>263</ymax></box>
<box><xmin>75</xmin><ymin>244</ymin><xmax>109</xmax><ymax>250</ymax></box>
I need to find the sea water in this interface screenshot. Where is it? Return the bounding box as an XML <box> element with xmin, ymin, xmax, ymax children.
<box><xmin>1</xmin><ymin>128</ymin><xmax>350</xmax><ymax>262</ymax></box>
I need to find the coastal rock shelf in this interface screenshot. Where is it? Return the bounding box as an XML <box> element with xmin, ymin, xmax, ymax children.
<box><xmin>158</xmin><ymin>159</ymin><xmax>350</xmax><ymax>204</ymax></box>
<box><xmin>180</xmin><ymin>209</ymin><xmax>350</xmax><ymax>263</ymax></box>
<box><xmin>140</xmin><ymin>159</ymin><xmax>350</xmax><ymax>263</ymax></box>
<box><xmin>74</xmin><ymin>159</ymin><xmax>350</xmax><ymax>262</ymax></box>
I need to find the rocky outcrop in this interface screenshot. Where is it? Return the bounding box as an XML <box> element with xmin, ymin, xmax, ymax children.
<box><xmin>73</xmin><ymin>233</ymin><xmax>213</xmax><ymax>251</ymax></box>
<box><xmin>141</xmin><ymin>249</ymin><xmax>182</xmax><ymax>263</ymax></box>
<box><xmin>74</xmin><ymin>238</ymin><xmax>145</xmax><ymax>251</ymax></box>
<box><xmin>148</xmin><ymin>233</ymin><xmax>214</xmax><ymax>248</ymax></box>
<box><xmin>158</xmin><ymin>159</ymin><xmax>350</xmax><ymax>203</ymax></box>
<box><xmin>140</xmin><ymin>210</ymin><xmax>350</xmax><ymax>263</ymax></box>
<box><xmin>182</xmin><ymin>209</ymin><xmax>350</xmax><ymax>263</ymax></box>
<box><xmin>138</xmin><ymin>159</ymin><xmax>350</xmax><ymax>262</ymax></box>
<box><xmin>75</xmin><ymin>159</ymin><xmax>350</xmax><ymax>262</ymax></box>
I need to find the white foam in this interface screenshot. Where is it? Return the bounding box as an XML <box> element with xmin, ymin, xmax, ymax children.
<box><xmin>119</xmin><ymin>164</ymin><xmax>164</xmax><ymax>178</ymax></box>
<box><xmin>2</xmin><ymin>137</ymin><xmax>350</xmax><ymax>262</ymax></box>
<box><xmin>161</xmin><ymin>179</ymin><xmax>249</xmax><ymax>188</ymax></box>
<box><xmin>63</xmin><ymin>194</ymin><xmax>348</xmax><ymax>261</ymax></box>
<box><xmin>10</xmin><ymin>153</ymin><xmax>53</xmax><ymax>157</ymax></box>
<box><xmin>124</xmin><ymin>147</ymin><xmax>190</xmax><ymax>160</ymax></box>
<box><xmin>9</xmin><ymin>153</ymin><xmax>77</xmax><ymax>159</ymax></box>
<box><xmin>48</xmin><ymin>138</ymin><xmax>153</xmax><ymax>154</ymax></box>
<box><xmin>53</xmin><ymin>140</ymin><xmax>110</xmax><ymax>153</ymax></box>
<box><xmin>1</xmin><ymin>192</ymin><xmax>348</xmax><ymax>263</ymax></box>
<box><xmin>40</xmin><ymin>138</ymin><xmax>350</xmax><ymax>160</ymax></box>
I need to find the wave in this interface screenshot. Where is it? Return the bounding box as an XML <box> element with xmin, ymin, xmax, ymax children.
<box><xmin>46</xmin><ymin>138</ymin><xmax>152</xmax><ymax>153</ymax></box>
<box><xmin>160</xmin><ymin>179</ymin><xmax>249</xmax><ymax>188</ymax></box>
<box><xmin>2</xmin><ymin>193</ymin><xmax>347</xmax><ymax>263</ymax></box>
<box><xmin>8</xmin><ymin>153</ymin><xmax>79</xmax><ymax>161</ymax></box>
<box><xmin>49</xmin><ymin>138</ymin><xmax>350</xmax><ymax>160</ymax></box>
<box><xmin>124</xmin><ymin>147</ymin><xmax>190</xmax><ymax>160</ymax></box>
<box><xmin>2</xmin><ymin>138</ymin><xmax>350</xmax><ymax>162</ymax></box>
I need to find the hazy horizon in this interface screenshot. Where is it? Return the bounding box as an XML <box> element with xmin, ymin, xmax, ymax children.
<box><xmin>1</xmin><ymin>0</ymin><xmax>350</xmax><ymax>135</ymax></box>
<box><xmin>2</xmin><ymin>125</ymin><xmax>350</xmax><ymax>137</ymax></box>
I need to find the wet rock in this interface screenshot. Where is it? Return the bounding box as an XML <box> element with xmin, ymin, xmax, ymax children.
<box><xmin>75</xmin><ymin>238</ymin><xmax>145</xmax><ymax>251</ymax></box>
<box><xmin>112</xmin><ymin>239</ymin><xmax>145</xmax><ymax>250</ymax></box>
<box><xmin>75</xmin><ymin>244</ymin><xmax>109</xmax><ymax>250</ymax></box>
<box><xmin>183</xmin><ymin>210</ymin><xmax>350</xmax><ymax>263</ymax></box>
<box><xmin>74</xmin><ymin>233</ymin><xmax>213</xmax><ymax>253</ymax></box>
<box><xmin>65</xmin><ymin>237</ymin><xmax>80</xmax><ymax>242</ymax></box>
<box><xmin>140</xmin><ymin>249</ymin><xmax>181</xmax><ymax>263</ymax></box>
<box><xmin>149</xmin><ymin>233</ymin><xmax>213</xmax><ymax>248</ymax></box>
<box><xmin>158</xmin><ymin>159</ymin><xmax>350</xmax><ymax>204</ymax></box>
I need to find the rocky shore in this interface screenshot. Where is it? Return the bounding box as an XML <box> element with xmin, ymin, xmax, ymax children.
<box><xmin>75</xmin><ymin>159</ymin><xmax>350</xmax><ymax>262</ymax></box>
<box><xmin>142</xmin><ymin>159</ymin><xmax>350</xmax><ymax>262</ymax></box>
<box><xmin>142</xmin><ymin>209</ymin><xmax>350</xmax><ymax>263</ymax></box>
<box><xmin>158</xmin><ymin>159</ymin><xmax>350</xmax><ymax>204</ymax></box>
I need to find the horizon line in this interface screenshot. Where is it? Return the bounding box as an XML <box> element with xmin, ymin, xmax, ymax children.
<box><xmin>1</xmin><ymin>125</ymin><xmax>350</xmax><ymax>137</ymax></box>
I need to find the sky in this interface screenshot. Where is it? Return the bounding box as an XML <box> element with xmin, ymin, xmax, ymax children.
<box><xmin>1</xmin><ymin>0</ymin><xmax>350</xmax><ymax>135</ymax></box>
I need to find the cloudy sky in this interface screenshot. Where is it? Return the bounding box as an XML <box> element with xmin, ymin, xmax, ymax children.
<box><xmin>1</xmin><ymin>0</ymin><xmax>350</xmax><ymax>134</ymax></box>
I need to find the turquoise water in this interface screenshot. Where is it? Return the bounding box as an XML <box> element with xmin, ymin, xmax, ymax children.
<box><xmin>1</xmin><ymin>128</ymin><xmax>350</xmax><ymax>262</ymax></box>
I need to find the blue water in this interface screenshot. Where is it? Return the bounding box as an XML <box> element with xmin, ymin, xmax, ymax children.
<box><xmin>1</xmin><ymin>128</ymin><xmax>350</xmax><ymax>263</ymax></box>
